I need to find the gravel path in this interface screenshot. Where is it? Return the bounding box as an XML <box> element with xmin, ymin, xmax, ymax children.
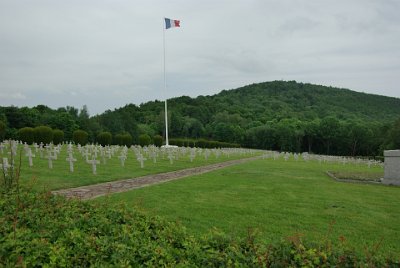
<box><xmin>52</xmin><ymin>156</ymin><xmax>261</xmax><ymax>200</ymax></box>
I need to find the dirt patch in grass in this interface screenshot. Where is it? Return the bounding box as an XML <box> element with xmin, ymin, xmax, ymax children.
<box><xmin>327</xmin><ymin>171</ymin><xmax>383</xmax><ymax>183</ymax></box>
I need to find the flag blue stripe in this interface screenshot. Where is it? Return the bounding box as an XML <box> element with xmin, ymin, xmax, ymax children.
<box><xmin>165</xmin><ymin>18</ymin><xmax>171</xmax><ymax>29</ymax></box>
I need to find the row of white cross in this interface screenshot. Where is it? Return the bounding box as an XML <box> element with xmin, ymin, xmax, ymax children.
<box><xmin>1</xmin><ymin>140</ymin><xmax>382</xmax><ymax>177</ymax></box>
<box><xmin>262</xmin><ymin>151</ymin><xmax>383</xmax><ymax>168</ymax></box>
<box><xmin>0</xmin><ymin>140</ymin><xmax>256</xmax><ymax>175</ymax></box>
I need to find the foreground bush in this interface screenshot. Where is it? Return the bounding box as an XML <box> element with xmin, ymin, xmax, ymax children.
<box><xmin>0</xmin><ymin>189</ymin><xmax>398</xmax><ymax>267</ymax></box>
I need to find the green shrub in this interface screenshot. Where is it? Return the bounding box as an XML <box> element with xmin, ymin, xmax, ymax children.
<box><xmin>18</xmin><ymin>127</ymin><xmax>35</xmax><ymax>144</ymax></box>
<box><xmin>5</xmin><ymin>128</ymin><xmax>17</xmax><ymax>140</ymax></box>
<box><xmin>121</xmin><ymin>133</ymin><xmax>133</xmax><ymax>147</ymax></box>
<box><xmin>114</xmin><ymin>133</ymin><xmax>133</xmax><ymax>146</ymax></box>
<box><xmin>73</xmin><ymin>130</ymin><xmax>88</xmax><ymax>145</ymax></box>
<box><xmin>168</xmin><ymin>138</ymin><xmax>240</xmax><ymax>148</ymax></box>
<box><xmin>114</xmin><ymin>133</ymin><xmax>124</xmax><ymax>145</ymax></box>
<box><xmin>96</xmin><ymin>131</ymin><xmax>112</xmax><ymax>146</ymax></box>
<box><xmin>52</xmin><ymin>129</ymin><xmax>64</xmax><ymax>145</ymax></box>
<box><xmin>153</xmin><ymin>135</ymin><xmax>163</xmax><ymax>147</ymax></box>
<box><xmin>33</xmin><ymin>125</ymin><xmax>53</xmax><ymax>144</ymax></box>
<box><xmin>138</xmin><ymin>134</ymin><xmax>151</xmax><ymax>146</ymax></box>
<box><xmin>0</xmin><ymin>120</ymin><xmax>6</xmax><ymax>141</ymax></box>
<box><xmin>170</xmin><ymin>138</ymin><xmax>184</xmax><ymax>147</ymax></box>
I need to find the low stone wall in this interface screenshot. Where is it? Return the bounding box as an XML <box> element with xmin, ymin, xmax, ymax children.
<box><xmin>383</xmin><ymin>150</ymin><xmax>400</xmax><ymax>186</ymax></box>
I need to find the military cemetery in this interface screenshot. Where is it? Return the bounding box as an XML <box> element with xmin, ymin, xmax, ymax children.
<box><xmin>1</xmin><ymin>1</ymin><xmax>400</xmax><ymax>266</ymax></box>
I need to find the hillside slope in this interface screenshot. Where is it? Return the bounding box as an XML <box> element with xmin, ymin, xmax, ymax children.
<box><xmin>1</xmin><ymin>81</ymin><xmax>399</xmax><ymax>155</ymax></box>
<box><xmin>162</xmin><ymin>80</ymin><xmax>400</xmax><ymax>123</ymax></box>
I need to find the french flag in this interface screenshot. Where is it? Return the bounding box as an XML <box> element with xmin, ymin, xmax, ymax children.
<box><xmin>165</xmin><ymin>18</ymin><xmax>180</xmax><ymax>29</ymax></box>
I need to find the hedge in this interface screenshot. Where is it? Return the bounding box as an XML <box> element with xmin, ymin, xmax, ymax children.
<box><xmin>96</xmin><ymin>131</ymin><xmax>112</xmax><ymax>146</ymax></box>
<box><xmin>72</xmin><ymin>130</ymin><xmax>89</xmax><ymax>145</ymax></box>
<box><xmin>138</xmin><ymin>134</ymin><xmax>151</xmax><ymax>146</ymax></box>
<box><xmin>169</xmin><ymin>138</ymin><xmax>240</xmax><ymax>148</ymax></box>
<box><xmin>52</xmin><ymin>129</ymin><xmax>64</xmax><ymax>145</ymax></box>
<box><xmin>33</xmin><ymin>126</ymin><xmax>53</xmax><ymax>144</ymax></box>
<box><xmin>17</xmin><ymin>127</ymin><xmax>35</xmax><ymax>144</ymax></box>
<box><xmin>153</xmin><ymin>135</ymin><xmax>163</xmax><ymax>147</ymax></box>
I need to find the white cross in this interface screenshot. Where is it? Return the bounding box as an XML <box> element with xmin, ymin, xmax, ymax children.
<box><xmin>0</xmin><ymin>158</ymin><xmax>11</xmax><ymax>176</ymax></box>
<box><xmin>136</xmin><ymin>154</ymin><xmax>147</xmax><ymax>168</ymax></box>
<box><xmin>25</xmin><ymin>148</ymin><xmax>35</xmax><ymax>167</ymax></box>
<box><xmin>67</xmin><ymin>142</ymin><xmax>73</xmax><ymax>152</ymax></box>
<box><xmin>51</xmin><ymin>147</ymin><xmax>59</xmax><ymax>160</ymax></box>
<box><xmin>118</xmin><ymin>154</ymin><xmax>127</xmax><ymax>167</ymax></box>
<box><xmin>38</xmin><ymin>144</ymin><xmax>44</xmax><ymax>158</ymax></box>
<box><xmin>87</xmin><ymin>157</ymin><xmax>100</xmax><ymax>175</ymax></box>
<box><xmin>46</xmin><ymin>152</ymin><xmax>56</xmax><ymax>169</ymax></box>
<box><xmin>367</xmin><ymin>161</ymin><xmax>372</xmax><ymax>168</ymax></box>
<box><xmin>66</xmin><ymin>153</ymin><xmax>77</xmax><ymax>172</ymax></box>
<box><xmin>93</xmin><ymin>146</ymin><xmax>99</xmax><ymax>158</ymax></box>
<box><xmin>189</xmin><ymin>150</ymin><xmax>196</xmax><ymax>162</ymax></box>
<box><xmin>23</xmin><ymin>143</ymin><xmax>30</xmax><ymax>153</ymax></box>
<box><xmin>106</xmin><ymin>149</ymin><xmax>112</xmax><ymax>159</ymax></box>
<box><xmin>44</xmin><ymin>144</ymin><xmax>52</xmax><ymax>152</ymax></box>
<box><xmin>8</xmin><ymin>146</ymin><xmax>17</xmax><ymax>157</ymax></box>
<box><xmin>204</xmin><ymin>150</ymin><xmax>210</xmax><ymax>161</ymax></box>
<box><xmin>148</xmin><ymin>150</ymin><xmax>157</xmax><ymax>163</ymax></box>
<box><xmin>82</xmin><ymin>150</ymin><xmax>91</xmax><ymax>162</ymax></box>
<box><xmin>167</xmin><ymin>153</ymin><xmax>175</xmax><ymax>165</ymax></box>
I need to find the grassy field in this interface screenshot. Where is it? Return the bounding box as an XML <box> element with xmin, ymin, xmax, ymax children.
<box><xmin>95</xmin><ymin>157</ymin><xmax>400</xmax><ymax>258</ymax></box>
<box><xmin>2</xmin><ymin>145</ymin><xmax>257</xmax><ymax>191</ymax></box>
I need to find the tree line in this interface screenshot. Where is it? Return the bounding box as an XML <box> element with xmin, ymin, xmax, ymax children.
<box><xmin>1</xmin><ymin>81</ymin><xmax>399</xmax><ymax>155</ymax></box>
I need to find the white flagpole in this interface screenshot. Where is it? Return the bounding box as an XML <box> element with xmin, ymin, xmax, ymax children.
<box><xmin>163</xmin><ymin>18</ymin><xmax>169</xmax><ymax>146</ymax></box>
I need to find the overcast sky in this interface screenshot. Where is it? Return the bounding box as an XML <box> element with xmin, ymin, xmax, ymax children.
<box><xmin>1</xmin><ymin>0</ymin><xmax>399</xmax><ymax>115</ymax></box>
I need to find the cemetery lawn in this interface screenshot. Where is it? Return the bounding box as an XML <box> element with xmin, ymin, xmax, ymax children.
<box><xmin>14</xmin><ymin>146</ymin><xmax>257</xmax><ymax>191</ymax></box>
<box><xmin>96</xmin><ymin>158</ymin><xmax>400</xmax><ymax>258</ymax></box>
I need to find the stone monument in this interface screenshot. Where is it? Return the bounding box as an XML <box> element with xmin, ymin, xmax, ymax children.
<box><xmin>383</xmin><ymin>150</ymin><xmax>400</xmax><ymax>186</ymax></box>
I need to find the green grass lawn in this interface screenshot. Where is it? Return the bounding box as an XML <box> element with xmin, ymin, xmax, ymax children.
<box><xmin>96</xmin><ymin>157</ymin><xmax>400</xmax><ymax>258</ymax></box>
<box><xmin>4</xmin><ymin>145</ymin><xmax>257</xmax><ymax>191</ymax></box>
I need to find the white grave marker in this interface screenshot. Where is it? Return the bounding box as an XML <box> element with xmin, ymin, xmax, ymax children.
<box><xmin>118</xmin><ymin>154</ymin><xmax>127</xmax><ymax>167</ymax></box>
<box><xmin>66</xmin><ymin>154</ymin><xmax>77</xmax><ymax>172</ymax></box>
<box><xmin>87</xmin><ymin>157</ymin><xmax>100</xmax><ymax>175</ymax></box>
<box><xmin>0</xmin><ymin>158</ymin><xmax>11</xmax><ymax>176</ymax></box>
<box><xmin>25</xmin><ymin>148</ymin><xmax>35</xmax><ymax>167</ymax></box>
<box><xmin>46</xmin><ymin>152</ymin><xmax>56</xmax><ymax>169</ymax></box>
<box><xmin>137</xmin><ymin>154</ymin><xmax>147</xmax><ymax>168</ymax></box>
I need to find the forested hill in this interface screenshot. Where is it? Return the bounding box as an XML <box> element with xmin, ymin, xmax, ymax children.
<box><xmin>129</xmin><ymin>80</ymin><xmax>400</xmax><ymax>126</ymax></box>
<box><xmin>195</xmin><ymin>81</ymin><xmax>400</xmax><ymax>122</ymax></box>
<box><xmin>1</xmin><ymin>81</ymin><xmax>400</xmax><ymax>156</ymax></box>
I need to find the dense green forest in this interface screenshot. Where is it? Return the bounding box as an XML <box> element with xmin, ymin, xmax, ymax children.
<box><xmin>1</xmin><ymin>81</ymin><xmax>400</xmax><ymax>156</ymax></box>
